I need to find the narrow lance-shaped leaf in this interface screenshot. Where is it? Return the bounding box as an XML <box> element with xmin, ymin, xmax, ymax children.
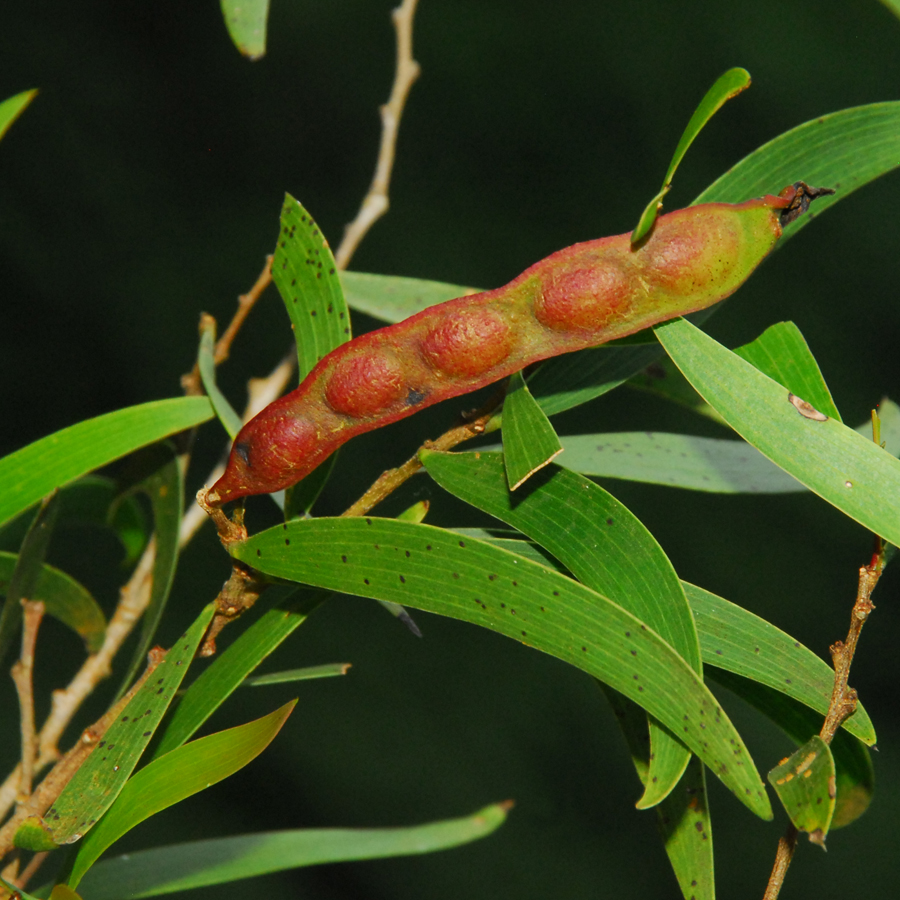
<box><xmin>0</xmin><ymin>552</ymin><xmax>105</xmax><ymax>653</ymax></box>
<box><xmin>734</xmin><ymin>321</ymin><xmax>841</xmax><ymax>422</ymax></box>
<box><xmin>231</xmin><ymin>517</ymin><xmax>772</xmax><ymax>819</ymax></box>
<box><xmin>197</xmin><ymin>317</ymin><xmax>242</xmax><ymax>439</ymax></box>
<box><xmin>243</xmin><ymin>663</ymin><xmax>351</xmax><ymax>687</ymax></box>
<box><xmin>115</xmin><ymin>444</ymin><xmax>185</xmax><ymax>698</ymax></box>
<box><xmin>501</xmin><ymin>372</ymin><xmax>563</xmax><ymax>490</ymax></box>
<box><xmin>0</xmin><ymin>397</ymin><xmax>213</xmax><ymax>530</ymax></box>
<box><xmin>632</xmin><ymin>67</ymin><xmax>751</xmax><ymax>242</ymax></box>
<box><xmin>421</xmin><ymin>450</ymin><xmax>699</xmax><ymax>808</ymax></box>
<box><xmin>655</xmin><ymin>317</ymin><xmax>900</xmax><ymax>547</ymax></box>
<box><xmin>76</xmin><ymin>803</ymin><xmax>511</xmax><ymax>900</ymax></box>
<box><xmin>0</xmin><ymin>493</ymin><xmax>60</xmax><ymax>666</ymax></box>
<box><xmin>527</xmin><ymin>102</ymin><xmax>900</xmax><ymax>418</ymax></box>
<box><xmin>0</xmin><ymin>88</ymin><xmax>38</xmax><ymax>142</ymax></box>
<box><xmin>67</xmin><ymin>701</ymin><xmax>296</xmax><ymax>889</ymax></box>
<box><xmin>220</xmin><ymin>0</ymin><xmax>269</xmax><ymax>60</ymax></box>
<box><xmin>14</xmin><ymin>604</ymin><xmax>214</xmax><ymax>850</ymax></box>
<box><xmin>768</xmin><ymin>736</ymin><xmax>836</xmax><ymax>847</ymax></box>
<box><xmin>340</xmin><ymin>270</ymin><xmax>477</xmax><ymax>324</ymax></box>
<box><xmin>154</xmin><ymin>590</ymin><xmax>326</xmax><ymax>756</ymax></box>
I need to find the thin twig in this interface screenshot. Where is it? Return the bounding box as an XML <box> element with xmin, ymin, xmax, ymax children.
<box><xmin>0</xmin><ymin>650</ymin><xmax>164</xmax><ymax>860</ymax></box>
<box><xmin>342</xmin><ymin>387</ymin><xmax>505</xmax><ymax>517</ymax></box>
<box><xmin>762</xmin><ymin>535</ymin><xmax>885</xmax><ymax>899</ymax></box>
<box><xmin>11</xmin><ymin>602</ymin><xmax>44</xmax><ymax>802</ymax></box>
<box><xmin>334</xmin><ymin>0</ymin><xmax>421</xmax><ymax>271</ymax></box>
<box><xmin>181</xmin><ymin>256</ymin><xmax>274</xmax><ymax>397</ymax></box>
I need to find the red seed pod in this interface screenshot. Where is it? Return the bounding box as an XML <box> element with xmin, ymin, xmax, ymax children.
<box><xmin>207</xmin><ymin>183</ymin><xmax>828</xmax><ymax>506</ymax></box>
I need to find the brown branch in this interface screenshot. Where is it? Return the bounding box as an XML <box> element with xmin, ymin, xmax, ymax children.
<box><xmin>333</xmin><ymin>0</ymin><xmax>421</xmax><ymax>271</ymax></box>
<box><xmin>11</xmin><ymin>602</ymin><xmax>44</xmax><ymax>803</ymax></box>
<box><xmin>181</xmin><ymin>256</ymin><xmax>274</xmax><ymax>396</ymax></box>
<box><xmin>0</xmin><ymin>650</ymin><xmax>163</xmax><ymax>861</ymax></box>
<box><xmin>762</xmin><ymin>537</ymin><xmax>885</xmax><ymax>899</ymax></box>
<box><xmin>342</xmin><ymin>387</ymin><xmax>505</xmax><ymax>517</ymax></box>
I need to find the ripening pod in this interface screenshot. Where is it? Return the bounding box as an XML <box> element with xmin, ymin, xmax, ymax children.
<box><xmin>207</xmin><ymin>183</ymin><xmax>825</xmax><ymax>505</ymax></box>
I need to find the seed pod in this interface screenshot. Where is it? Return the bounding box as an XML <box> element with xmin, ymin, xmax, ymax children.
<box><xmin>207</xmin><ymin>183</ymin><xmax>826</xmax><ymax>506</ymax></box>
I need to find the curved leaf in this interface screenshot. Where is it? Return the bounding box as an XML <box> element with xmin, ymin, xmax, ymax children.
<box><xmin>501</xmin><ymin>372</ymin><xmax>562</xmax><ymax>489</ymax></box>
<box><xmin>0</xmin><ymin>397</ymin><xmax>213</xmax><ymax>530</ymax></box>
<box><xmin>220</xmin><ymin>0</ymin><xmax>269</xmax><ymax>60</ymax></box>
<box><xmin>76</xmin><ymin>802</ymin><xmax>510</xmax><ymax>899</ymax></box>
<box><xmin>67</xmin><ymin>701</ymin><xmax>296</xmax><ymax>888</ymax></box>
<box><xmin>232</xmin><ymin>517</ymin><xmax>772</xmax><ymax>819</ymax></box>
<box><xmin>16</xmin><ymin>605</ymin><xmax>214</xmax><ymax>849</ymax></box>
<box><xmin>0</xmin><ymin>552</ymin><xmax>105</xmax><ymax>653</ymax></box>
<box><xmin>734</xmin><ymin>322</ymin><xmax>840</xmax><ymax>422</ymax></box>
<box><xmin>197</xmin><ymin>319</ymin><xmax>242</xmax><ymax>439</ymax></box>
<box><xmin>632</xmin><ymin>67</ymin><xmax>751</xmax><ymax>242</ymax></box>
<box><xmin>557</xmin><ymin>431</ymin><xmax>804</xmax><ymax>493</ymax></box>
<box><xmin>154</xmin><ymin>590</ymin><xmax>325</xmax><ymax>757</ymax></box>
<box><xmin>0</xmin><ymin>88</ymin><xmax>37</xmax><ymax>142</ymax></box>
<box><xmin>421</xmin><ymin>450</ymin><xmax>699</xmax><ymax>807</ymax></box>
<box><xmin>340</xmin><ymin>270</ymin><xmax>476</xmax><ymax>323</ymax></box>
<box><xmin>656</xmin><ymin>317</ymin><xmax>900</xmax><ymax>547</ymax></box>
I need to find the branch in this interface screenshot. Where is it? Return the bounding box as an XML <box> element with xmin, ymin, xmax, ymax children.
<box><xmin>333</xmin><ymin>0</ymin><xmax>421</xmax><ymax>271</ymax></box>
<box><xmin>11</xmin><ymin>602</ymin><xmax>44</xmax><ymax>803</ymax></box>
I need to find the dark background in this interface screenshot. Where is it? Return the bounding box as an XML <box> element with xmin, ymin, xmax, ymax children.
<box><xmin>2</xmin><ymin>1</ymin><xmax>900</xmax><ymax>898</ymax></box>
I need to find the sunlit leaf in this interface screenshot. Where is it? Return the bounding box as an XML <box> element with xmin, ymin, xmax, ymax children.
<box><xmin>15</xmin><ymin>605</ymin><xmax>214</xmax><ymax>850</ymax></box>
<box><xmin>0</xmin><ymin>397</ymin><xmax>213</xmax><ymax>530</ymax></box>
<box><xmin>501</xmin><ymin>372</ymin><xmax>563</xmax><ymax>490</ymax></box>
<box><xmin>632</xmin><ymin>67</ymin><xmax>751</xmax><ymax>243</ymax></box>
<box><xmin>557</xmin><ymin>431</ymin><xmax>803</xmax><ymax>493</ymax></box>
<box><xmin>154</xmin><ymin>590</ymin><xmax>325</xmax><ymax>756</ymax></box>
<box><xmin>340</xmin><ymin>270</ymin><xmax>475</xmax><ymax>323</ymax></box>
<box><xmin>0</xmin><ymin>88</ymin><xmax>38</xmax><ymax>142</ymax></box>
<box><xmin>197</xmin><ymin>318</ymin><xmax>242</xmax><ymax>439</ymax></box>
<box><xmin>656</xmin><ymin>317</ymin><xmax>900</xmax><ymax>547</ymax></box>
<box><xmin>421</xmin><ymin>450</ymin><xmax>698</xmax><ymax>807</ymax></box>
<box><xmin>231</xmin><ymin>517</ymin><xmax>772</xmax><ymax>819</ymax></box>
<box><xmin>734</xmin><ymin>321</ymin><xmax>841</xmax><ymax>422</ymax></box>
<box><xmin>768</xmin><ymin>736</ymin><xmax>836</xmax><ymax>846</ymax></box>
<box><xmin>243</xmin><ymin>663</ymin><xmax>351</xmax><ymax>686</ymax></box>
<box><xmin>76</xmin><ymin>803</ymin><xmax>511</xmax><ymax>899</ymax></box>
<box><xmin>220</xmin><ymin>0</ymin><xmax>269</xmax><ymax>60</ymax></box>
<box><xmin>67</xmin><ymin>701</ymin><xmax>295</xmax><ymax>888</ymax></box>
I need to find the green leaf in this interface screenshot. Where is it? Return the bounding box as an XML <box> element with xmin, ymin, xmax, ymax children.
<box><xmin>874</xmin><ymin>397</ymin><xmax>900</xmax><ymax>457</ymax></box>
<box><xmin>527</xmin><ymin>103</ymin><xmax>900</xmax><ymax>419</ymax></box>
<box><xmin>0</xmin><ymin>875</ymin><xmax>45</xmax><ymax>900</ymax></box>
<box><xmin>626</xmin><ymin>357</ymin><xmax>724</xmax><ymax>422</ymax></box>
<box><xmin>76</xmin><ymin>802</ymin><xmax>510</xmax><ymax>900</ymax></box>
<box><xmin>656</xmin><ymin>317</ymin><xmax>900</xmax><ymax>547</ymax></box>
<box><xmin>197</xmin><ymin>318</ymin><xmax>242</xmax><ymax>439</ymax></box>
<box><xmin>879</xmin><ymin>0</ymin><xmax>900</xmax><ymax>20</ymax></box>
<box><xmin>768</xmin><ymin>735</ymin><xmax>836</xmax><ymax>846</ymax></box>
<box><xmin>0</xmin><ymin>552</ymin><xmax>105</xmax><ymax>653</ymax></box>
<box><xmin>115</xmin><ymin>444</ymin><xmax>185</xmax><ymax>697</ymax></box>
<box><xmin>232</xmin><ymin>517</ymin><xmax>772</xmax><ymax>819</ymax></box>
<box><xmin>734</xmin><ymin>322</ymin><xmax>841</xmax><ymax>422</ymax></box>
<box><xmin>685</xmin><ymin>583</ymin><xmax>875</xmax><ymax>745</ymax></box>
<box><xmin>220</xmin><ymin>0</ymin><xmax>269</xmax><ymax>60</ymax></box>
<box><xmin>67</xmin><ymin>700</ymin><xmax>295</xmax><ymax>888</ymax></box>
<box><xmin>421</xmin><ymin>450</ymin><xmax>699</xmax><ymax>807</ymax></box>
<box><xmin>0</xmin><ymin>493</ymin><xmax>60</xmax><ymax>666</ymax></box>
<box><xmin>15</xmin><ymin>605</ymin><xmax>214</xmax><ymax>849</ymax></box>
<box><xmin>632</xmin><ymin>68</ymin><xmax>751</xmax><ymax>243</ymax></box>
<box><xmin>0</xmin><ymin>88</ymin><xmax>38</xmax><ymax>142</ymax></box>
<box><xmin>243</xmin><ymin>663</ymin><xmax>351</xmax><ymax>686</ymax></box>
<box><xmin>501</xmin><ymin>372</ymin><xmax>563</xmax><ymax>490</ymax></box>
<box><xmin>558</xmin><ymin>431</ymin><xmax>803</xmax><ymax>494</ymax></box>
<box><xmin>709</xmin><ymin>669</ymin><xmax>873</xmax><ymax>830</ymax></box>
<box><xmin>340</xmin><ymin>270</ymin><xmax>476</xmax><ymax>323</ymax></box>
<box><xmin>154</xmin><ymin>590</ymin><xmax>325</xmax><ymax>756</ymax></box>
<box><xmin>284</xmin><ymin>453</ymin><xmax>337</xmax><ymax>520</ymax></box>
<box><xmin>273</xmin><ymin>195</ymin><xmax>350</xmax><ymax>380</ymax></box>
<box><xmin>0</xmin><ymin>397</ymin><xmax>213</xmax><ymax>530</ymax></box>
